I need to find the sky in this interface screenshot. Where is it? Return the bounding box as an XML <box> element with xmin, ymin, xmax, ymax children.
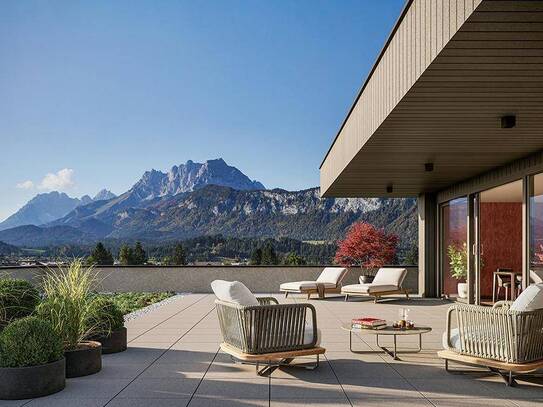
<box><xmin>0</xmin><ymin>0</ymin><xmax>405</xmax><ymax>221</ymax></box>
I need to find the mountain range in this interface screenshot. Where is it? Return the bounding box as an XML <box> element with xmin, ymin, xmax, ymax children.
<box><xmin>0</xmin><ymin>159</ymin><xmax>417</xmax><ymax>253</ymax></box>
<box><xmin>0</xmin><ymin>189</ymin><xmax>116</xmax><ymax>231</ymax></box>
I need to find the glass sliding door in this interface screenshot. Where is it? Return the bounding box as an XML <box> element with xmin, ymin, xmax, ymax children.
<box><xmin>529</xmin><ymin>173</ymin><xmax>543</xmax><ymax>284</ymax></box>
<box><xmin>441</xmin><ymin>197</ymin><xmax>468</xmax><ymax>299</ymax></box>
<box><xmin>478</xmin><ymin>180</ymin><xmax>523</xmax><ymax>304</ymax></box>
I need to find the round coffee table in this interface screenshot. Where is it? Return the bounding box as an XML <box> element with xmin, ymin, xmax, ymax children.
<box><xmin>341</xmin><ymin>323</ymin><xmax>432</xmax><ymax>360</ymax></box>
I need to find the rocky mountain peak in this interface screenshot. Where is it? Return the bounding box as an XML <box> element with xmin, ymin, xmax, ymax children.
<box><xmin>129</xmin><ymin>159</ymin><xmax>265</xmax><ymax>201</ymax></box>
<box><xmin>93</xmin><ymin>189</ymin><xmax>116</xmax><ymax>201</ymax></box>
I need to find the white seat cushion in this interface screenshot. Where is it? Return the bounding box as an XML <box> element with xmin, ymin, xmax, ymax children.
<box><xmin>371</xmin><ymin>268</ymin><xmax>407</xmax><ymax>286</ymax></box>
<box><xmin>442</xmin><ymin>328</ymin><xmax>461</xmax><ymax>350</ymax></box>
<box><xmin>316</xmin><ymin>267</ymin><xmax>346</xmax><ymax>285</ymax></box>
<box><xmin>280</xmin><ymin>281</ymin><xmax>336</xmax><ymax>291</ymax></box>
<box><xmin>342</xmin><ymin>283</ymin><xmax>399</xmax><ymax>294</ymax></box>
<box><xmin>211</xmin><ymin>280</ymin><xmax>259</xmax><ymax>306</ymax></box>
<box><xmin>304</xmin><ymin>325</ymin><xmax>321</xmax><ymax>346</ymax></box>
<box><xmin>510</xmin><ymin>283</ymin><xmax>543</xmax><ymax>312</ymax></box>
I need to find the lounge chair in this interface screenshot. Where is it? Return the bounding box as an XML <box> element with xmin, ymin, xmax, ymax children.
<box><xmin>438</xmin><ymin>283</ymin><xmax>543</xmax><ymax>386</ymax></box>
<box><xmin>211</xmin><ymin>280</ymin><xmax>325</xmax><ymax>376</ymax></box>
<box><xmin>341</xmin><ymin>267</ymin><xmax>409</xmax><ymax>303</ymax></box>
<box><xmin>279</xmin><ymin>267</ymin><xmax>347</xmax><ymax>299</ymax></box>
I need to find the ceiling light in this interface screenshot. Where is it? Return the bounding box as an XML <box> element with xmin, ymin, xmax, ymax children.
<box><xmin>501</xmin><ymin>115</ymin><xmax>516</xmax><ymax>129</ymax></box>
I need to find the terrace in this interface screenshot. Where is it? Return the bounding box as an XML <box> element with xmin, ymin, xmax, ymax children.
<box><xmin>7</xmin><ymin>292</ymin><xmax>542</xmax><ymax>407</ymax></box>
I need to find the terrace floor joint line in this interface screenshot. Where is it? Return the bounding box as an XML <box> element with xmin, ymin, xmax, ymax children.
<box><xmin>102</xmin><ymin>296</ymin><xmax>217</xmax><ymax>406</ymax></box>
<box><xmin>127</xmin><ymin>293</ymin><xmax>210</xmax><ymax>343</ymax></box>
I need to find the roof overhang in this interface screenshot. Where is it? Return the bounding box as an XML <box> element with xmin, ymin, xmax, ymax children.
<box><xmin>320</xmin><ymin>0</ymin><xmax>543</xmax><ymax>197</ymax></box>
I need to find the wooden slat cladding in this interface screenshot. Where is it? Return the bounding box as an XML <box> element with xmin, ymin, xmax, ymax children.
<box><xmin>320</xmin><ymin>0</ymin><xmax>543</xmax><ymax>198</ymax></box>
<box><xmin>321</xmin><ymin>0</ymin><xmax>478</xmax><ymax>196</ymax></box>
<box><xmin>438</xmin><ymin>151</ymin><xmax>543</xmax><ymax>203</ymax></box>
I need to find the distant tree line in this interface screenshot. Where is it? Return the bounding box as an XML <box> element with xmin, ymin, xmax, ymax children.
<box><xmin>41</xmin><ymin>233</ymin><xmax>418</xmax><ymax>266</ymax></box>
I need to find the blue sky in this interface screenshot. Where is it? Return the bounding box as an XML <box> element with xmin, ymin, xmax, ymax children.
<box><xmin>0</xmin><ymin>0</ymin><xmax>404</xmax><ymax>221</ymax></box>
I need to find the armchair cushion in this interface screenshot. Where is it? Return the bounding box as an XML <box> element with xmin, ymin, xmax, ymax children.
<box><xmin>371</xmin><ymin>268</ymin><xmax>407</xmax><ymax>286</ymax></box>
<box><xmin>316</xmin><ymin>267</ymin><xmax>347</xmax><ymax>285</ymax></box>
<box><xmin>304</xmin><ymin>326</ymin><xmax>321</xmax><ymax>346</ymax></box>
<box><xmin>211</xmin><ymin>280</ymin><xmax>259</xmax><ymax>306</ymax></box>
<box><xmin>442</xmin><ymin>328</ymin><xmax>461</xmax><ymax>351</ymax></box>
<box><xmin>510</xmin><ymin>283</ymin><xmax>543</xmax><ymax>312</ymax></box>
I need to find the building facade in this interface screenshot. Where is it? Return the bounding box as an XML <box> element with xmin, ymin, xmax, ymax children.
<box><xmin>320</xmin><ymin>0</ymin><xmax>543</xmax><ymax>304</ymax></box>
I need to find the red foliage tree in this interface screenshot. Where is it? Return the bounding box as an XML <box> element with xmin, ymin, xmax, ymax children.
<box><xmin>334</xmin><ymin>222</ymin><xmax>398</xmax><ymax>268</ymax></box>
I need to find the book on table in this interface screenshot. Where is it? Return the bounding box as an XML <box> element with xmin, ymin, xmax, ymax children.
<box><xmin>351</xmin><ymin>317</ymin><xmax>387</xmax><ymax>330</ymax></box>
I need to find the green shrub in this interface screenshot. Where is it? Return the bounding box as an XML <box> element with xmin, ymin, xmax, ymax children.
<box><xmin>0</xmin><ymin>316</ymin><xmax>63</xmax><ymax>368</ymax></box>
<box><xmin>89</xmin><ymin>296</ymin><xmax>124</xmax><ymax>336</ymax></box>
<box><xmin>37</xmin><ymin>260</ymin><xmax>98</xmax><ymax>350</ymax></box>
<box><xmin>0</xmin><ymin>279</ymin><xmax>40</xmax><ymax>327</ymax></box>
<box><xmin>99</xmin><ymin>292</ymin><xmax>174</xmax><ymax>315</ymax></box>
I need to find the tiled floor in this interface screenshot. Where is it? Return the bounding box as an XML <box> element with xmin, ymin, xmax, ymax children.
<box><xmin>6</xmin><ymin>294</ymin><xmax>543</xmax><ymax>406</ymax></box>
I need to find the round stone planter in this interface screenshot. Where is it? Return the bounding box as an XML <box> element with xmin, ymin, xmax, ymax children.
<box><xmin>65</xmin><ymin>341</ymin><xmax>102</xmax><ymax>378</ymax></box>
<box><xmin>0</xmin><ymin>357</ymin><xmax>65</xmax><ymax>400</ymax></box>
<box><xmin>94</xmin><ymin>327</ymin><xmax>127</xmax><ymax>354</ymax></box>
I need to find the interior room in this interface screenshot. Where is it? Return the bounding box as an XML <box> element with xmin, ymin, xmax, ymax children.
<box><xmin>479</xmin><ymin>180</ymin><xmax>523</xmax><ymax>304</ymax></box>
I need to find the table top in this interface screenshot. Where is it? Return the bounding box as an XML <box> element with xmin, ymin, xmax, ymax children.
<box><xmin>341</xmin><ymin>322</ymin><xmax>432</xmax><ymax>335</ymax></box>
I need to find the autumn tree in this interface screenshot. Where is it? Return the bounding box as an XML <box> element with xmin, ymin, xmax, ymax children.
<box><xmin>334</xmin><ymin>222</ymin><xmax>398</xmax><ymax>268</ymax></box>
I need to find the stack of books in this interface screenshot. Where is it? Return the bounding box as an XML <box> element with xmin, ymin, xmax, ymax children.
<box><xmin>351</xmin><ymin>317</ymin><xmax>387</xmax><ymax>330</ymax></box>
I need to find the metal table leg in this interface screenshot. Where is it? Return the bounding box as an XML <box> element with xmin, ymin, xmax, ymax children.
<box><xmin>348</xmin><ymin>330</ymin><xmax>425</xmax><ymax>361</ymax></box>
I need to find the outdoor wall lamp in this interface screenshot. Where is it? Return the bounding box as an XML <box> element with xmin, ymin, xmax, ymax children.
<box><xmin>501</xmin><ymin>115</ymin><xmax>516</xmax><ymax>129</ymax></box>
<box><xmin>386</xmin><ymin>185</ymin><xmax>393</xmax><ymax>193</ymax></box>
<box><xmin>425</xmin><ymin>163</ymin><xmax>434</xmax><ymax>172</ymax></box>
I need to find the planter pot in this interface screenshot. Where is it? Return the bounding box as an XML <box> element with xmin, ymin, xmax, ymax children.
<box><xmin>457</xmin><ymin>283</ymin><xmax>468</xmax><ymax>299</ymax></box>
<box><xmin>0</xmin><ymin>358</ymin><xmax>65</xmax><ymax>400</ymax></box>
<box><xmin>93</xmin><ymin>327</ymin><xmax>127</xmax><ymax>354</ymax></box>
<box><xmin>65</xmin><ymin>341</ymin><xmax>102</xmax><ymax>378</ymax></box>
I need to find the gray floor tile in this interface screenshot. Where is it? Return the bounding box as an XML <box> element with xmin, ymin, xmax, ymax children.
<box><xmin>189</xmin><ymin>397</ymin><xmax>269</xmax><ymax>406</ymax></box>
<box><xmin>195</xmin><ymin>378</ymin><xmax>269</xmax><ymax>399</ymax></box>
<box><xmin>271</xmin><ymin>399</ymin><xmax>351</xmax><ymax>406</ymax></box>
<box><xmin>408</xmin><ymin>377</ymin><xmax>504</xmax><ymax>399</ymax></box>
<box><xmin>115</xmin><ymin>378</ymin><xmax>200</xmax><ymax>399</ymax></box>
<box><xmin>270</xmin><ymin>378</ymin><xmax>345</xmax><ymax>399</ymax></box>
<box><xmin>32</xmin><ymin>379</ymin><xmax>131</xmax><ymax>400</ymax></box>
<box><xmin>106</xmin><ymin>399</ymin><xmax>190</xmax><ymax>406</ymax></box>
<box><xmin>428</xmin><ymin>399</ymin><xmax>518</xmax><ymax>407</ymax></box>
<box><xmin>24</xmin><ymin>399</ymin><xmax>110</xmax><ymax>407</ymax></box>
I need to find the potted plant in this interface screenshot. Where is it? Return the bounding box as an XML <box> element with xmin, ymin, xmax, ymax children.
<box><xmin>447</xmin><ymin>243</ymin><xmax>468</xmax><ymax>299</ymax></box>
<box><xmin>37</xmin><ymin>260</ymin><xmax>102</xmax><ymax>378</ymax></box>
<box><xmin>0</xmin><ymin>279</ymin><xmax>40</xmax><ymax>330</ymax></box>
<box><xmin>89</xmin><ymin>296</ymin><xmax>127</xmax><ymax>354</ymax></box>
<box><xmin>0</xmin><ymin>316</ymin><xmax>65</xmax><ymax>400</ymax></box>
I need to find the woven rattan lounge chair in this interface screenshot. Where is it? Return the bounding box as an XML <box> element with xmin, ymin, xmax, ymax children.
<box><xmin>279</xmin><ymin>267</ymin><xmax>347</xmax><ymax>299</ymax></box>
<box><xmin>439</xmin><ymin>283</ymin><xmax>543</xmax><ymax>386</ymax></box>
<box><xmin>341</xmin><ymin>267</ymin><xmax>409</xmax><ymax>303</ymax></box>
<box><xmin>211</xmin><ymin>280</ymin><xmax>325</xmax><ymax>376</ymax></box>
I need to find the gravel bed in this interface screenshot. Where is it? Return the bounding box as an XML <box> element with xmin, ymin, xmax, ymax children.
<box><xmin>123</xmin><ymin>293</ymin><xmax>187</xmax><ymax>322</ymax></box>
